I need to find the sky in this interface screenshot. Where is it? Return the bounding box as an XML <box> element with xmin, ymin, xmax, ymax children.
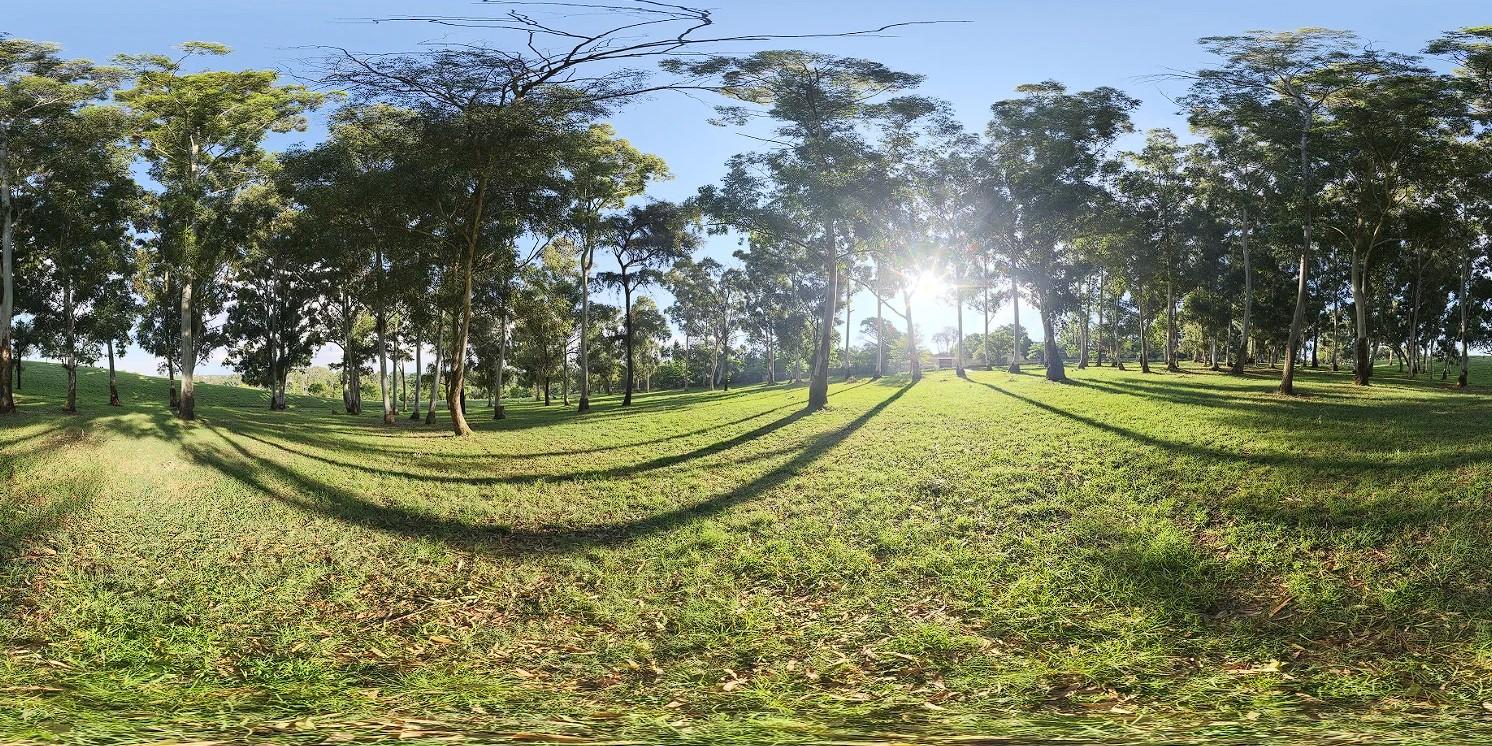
<box><xmin>8</xmin><ymin>0</ymin><xmax>1489</xmax><ymax>376</ymax></box>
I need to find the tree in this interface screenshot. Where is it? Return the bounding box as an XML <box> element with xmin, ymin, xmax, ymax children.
<box><xmin>21</xmin><ymin>103</ymin><xmax>138</xmax><ymax>412</ymax></box>
<box><xmin>0</xmin><ymin>36</ymin><xmax>121</xmax><ymax>413</ymax></box>
<box><xmin>678</xmin><ymin>50</ymin><xmax>926</xmax><ymax>411</ymax></box>
<box><xmin>562</xmin><ymin>124</ymin><xmax>668</xmax><ymax>413</ymax></box>
<box><xmin>1188</xmin><ymin>29</ymin><xmax>1387</xmax><ymax>394</ymax></box>
<box><xmin>596</xmin><ymin>201</ymin><xmax>696</xmax><ymax>405</ymax></box>
<box><xmin>116</xmin><ymin>41</ymin><xmax>322</xmax><ymax>419</ymax></box>
<box><xmin>980</xmin><ymin>81</ymin><xmax>1137</xmax><ymax>382</ymax></box>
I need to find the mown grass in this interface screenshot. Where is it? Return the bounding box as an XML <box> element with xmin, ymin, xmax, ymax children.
<box><xmin>4</xmin><ymin>358</ymin><xmax>1492</xmax><ymax>744</ymax></box>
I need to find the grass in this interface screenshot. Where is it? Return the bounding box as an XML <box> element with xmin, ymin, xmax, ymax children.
<box><xmin>5</xmin><ymin>357</ymin><xmax>1492</xmax><ymax>744</ymax></box>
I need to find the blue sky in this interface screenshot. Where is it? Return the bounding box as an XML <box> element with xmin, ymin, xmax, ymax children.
<box><xmin>9</xmin><ymin>0</ymin><xmax>1488</xmax><ymax>375</ymax></box>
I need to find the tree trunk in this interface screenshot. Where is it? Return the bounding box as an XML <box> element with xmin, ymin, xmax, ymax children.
<box><xmin>1113</xmin><ymin>289</ymin><xmax>1126</xmax><ymax>371</ymax></box>
<box><xmin>0</xmin><ymin>135</ymin><xmax>17</xmax><ymax>414</ymax></box>
<box><xmin>495</xmin><ymin>306</ymin><xmax>508</xmax><ymax>419</ymax></box>
<box><xmin>874</xmin><ymin>280</ymin><xmax>885</xmax><ymax>378</ymax></box>
<box><xmin>577</xmin><ymin>239</ymin><xmax>593</xmax><ymax>413</ymax></box>
<box><xmin>622</xmin><ymin>277</ymin><xmax>635</xmax><ymax>406</ymax></box>
<box><xmin>410</xmin><ymin>329</ymin><xmax>423</xmax><ymax>420</ymax></box>
<box><xmin>1039</xmin><ymin>288</ymin><xmax>1065</xmax><ymax>383</ymax></box>
<box><xmin>1007</xmin><ymin>273</ymin><xmax>1022</xmax><ymax>373</ymax></box>
<box><xmin>1460</xmin><ymin>252</ymin><xmax>1471</xmax><ymax>388</ymax></box>
<box><xmin>905</xmin><ymin>288</ymin><xmax>921</xmax><ymax>383</ymax></box>
<box><xmin>983</xmin><ymin>258</ymin><xmax>992</xmax><ymax>369</ymax></box>
<box><xmin>63</xmin><ymin>280</ymin><xmax>77</xmax><ymax>413</ymax></box>
<box><xmin>1231</xmin><ymin>207</ymin><xmax>1253</xmax><ymax>374</ymax></box>
<box><xmin>179</xmin><ymin>275</ymin><xmax>197</xmax><ymax>419</ymax></box>
<box><xmin>1077</xmin><ymin>276</ymin><xmax>1090</xmax><ymax>370</ymax></box>
<box><xmin>107</xmin><ymin>338</ymin><xmax>121</xmax><ymax>406</ymax></box>
<box><xmin>1278</xmin><ymin>117</ymin><xmax>1313</xmax><ymax>396</ymax></box>
<box><xmin>1137</xmin><ymin>288</ymin><xmax>1151</xmax><ymax>374</ymax></box>
<box><xmin>426</xmin><ymin>312</ymin><xmax>444</xmax><ymax>425</ymax></box>
<box><xmin>1165</xmin><ymin>279</ymin><xmax>1180</xmax><ymax>371</ymax></box>
<box><xmin>806</xmin><ymin>223</ymin><xmax>837</xmax><ymax>412</ymax></box>
<box><xmin>843</xmin><ymin>275</ymin><xmax>853</xmax><ymax>381</ymax></box>
<box><xmin>955</xmin><ymin>281</ymin><xmax>966</xmax><ymax>378</ymax></box>
<box><xmin>446</xmin><ymin>179</ymin><xmax>486</xmax><ymax>436</ymax></box>
<box><xmin>376</xmin><ymin>251</ymin><xmax>394</xmax><ymax>425</ymax></box>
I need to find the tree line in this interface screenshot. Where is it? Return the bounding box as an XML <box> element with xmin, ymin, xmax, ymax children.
<box><xmin>4</xmin><ymin>16</ymin><xmax>1492</xmax><ymax>435</ymax></box>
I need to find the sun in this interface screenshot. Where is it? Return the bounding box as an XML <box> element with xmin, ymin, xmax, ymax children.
<box><xmin>911</xmin><ymin>267</ymin><xmax>949</xmax><ymax>299</ymax></box>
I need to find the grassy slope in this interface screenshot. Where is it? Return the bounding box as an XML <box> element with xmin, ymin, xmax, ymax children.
<box><xmin>4</xmin><ymin>359</ymin><xmax>1492</xmax><ymax>743</ymax></box>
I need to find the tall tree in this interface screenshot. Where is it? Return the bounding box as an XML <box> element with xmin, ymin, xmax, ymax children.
<box><xmin>596</xmin><ymin>201</ymin><xmax>696</xmax><ymax>405</ymax></box>
<box><xmin>980</xmin><ymin>81</ymin><xmax>1137</xmax><ymax>382</ymax></box>
<box><xmin>0</xmin><ymin>36</ymin><xmax>120</xmax><ymax>413</ymax></box>
<box><xmin>116</xmin><ymin>42</ymin><xmax>322</xmax><ymax>419</ymax></box>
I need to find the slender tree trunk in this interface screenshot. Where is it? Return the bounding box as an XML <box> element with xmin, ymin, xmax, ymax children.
<box><xmin>843</xmin><ymin>276</ymin><xmax>854</xmax><ymax>381</ymax></box>
<box><xmin>1113</xmin><ymin>289</ymin><xmax>1126</xmax><ymax>371</ymax></box>
<box><xmin>983</xmin><ymin>258</ymin><xmax>992</xmax><ymax>369</ymax></box>
<box><xmin>410</xmin><ymin>329</ymin><xmax>423</xmax><ymax>420</ymax></box>
<box><xmin>622</xmin><ymin>277</ymin><xmax>636</xmax><ymax>406</ymax></box>
<box><xmin>874</xmin><ymin>280</ymin><xmax>885</xmax><ymax>378</ymax></box>
<box><xmin>1007</xmin><ymin>272</ymin><xmax>1022</xmax><ymax>374</ymax></box>
<box><xmin>376</xmin><ymin>250</ymin><xmax>394</xmax><ymax>425</ymax></box>
<box><xmin>1077</xmin><ymin>276</ymin><xmax>1090</xmax><ymax>370</ymax></box>
<box><xmin>1279</xmin><ymin>118</ymin><xmax>1313</xmax><ymax>396</ymax></box>
<box><xmin>905</xmin><ymin>288</ymin><xmax>921</xmax><ymax>383</ymax></box>
<box><xmin>1137</xmin><ymin>288</ymin><xmax>1151</xmax><ymax>374</ymax></box>
<box><xmin>446</xmin><ymin>179</ymin><xmax>486</xmax><ymax>436</ymax></box>
<box><xmin>955</xmin><ymin>281</ymin><xmax>966</xmax><ymax>378</ymax></box>
<box><xmin>806</xmin><ymin>222</ymin><xmax>837</xmax><ymax>411</ymax></box>
<box><xmin>179</xmin><ymin>275</ymin><xmax>197</xmax><ymax>419</ymax></box>
<box><xmin>495</xmin><ymin>306</ymin><xmax>508</xmax><ymax>419</ymax></box>
<box><xmin>1232</xmin><ymin>208</ymin><xmax>1254</xmax><ymax>374</ymax></box>
<box><xmin>0</xmin><ymin>136</ymin><xmax>17</xmax><ymax>414</ymax></box>
<box><xmin>577</xmin><ymin>239</ymin><xmax>593</xmax><ymax>413</ymax></box>
<box><xmin>1460</xmin><ymin>252</ymin><xmax>1471</xmax><ymax>388</ymax></box>
<box><xmin>1165</xmin><ymin>279</ymin><xmax>1180</xmax><ymax>371</ymax></box>
<box><xmin>426</xmin><ymin>312</ymin><xmax>444</xmax><ymax>425</ymax></box>
<box><xmin>63</xmin><ymin>280</ymin><xmax>76</xmax><ymax>413</ymax></box>
<box><xmin>1096</xmin><ymin>270</ymin><xmax>1106</xmax><ymax>366</ymax></box>
<box><xmin>107</xmin><ymin>338</ymin><xmax>121</xmax><ymax>406</ymax></box>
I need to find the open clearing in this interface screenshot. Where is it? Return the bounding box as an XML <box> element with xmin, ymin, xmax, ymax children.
<box><xmin>5</xmin><ymin>361</ymin><xmax>1492</xmax><ymax>744</ymax></box>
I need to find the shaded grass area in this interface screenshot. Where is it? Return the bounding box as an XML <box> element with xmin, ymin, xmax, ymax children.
<box><xmin>4</xmin><ymin>359</ymin><xmax>1492</xmax><ymax>743</ymax></box>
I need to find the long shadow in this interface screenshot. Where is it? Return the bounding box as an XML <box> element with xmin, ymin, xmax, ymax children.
<box><xmin>230</xmin><ymin>405</ymin><xmax>811</xmax><ymax>487</ymax></box>
<box><xmin>967</xmin><ymin>377</ymin><xmax>1491</xmax><ymax>474</ymax></box>
<box><xmin>221</xmin><ymin>382</ymin><xmax>871</xmax><ymax>484</ymax></box>
<box><xmin>185</xmin><ymin>384</ymin><xmax>911</xmax><ymax>557</ymax></box>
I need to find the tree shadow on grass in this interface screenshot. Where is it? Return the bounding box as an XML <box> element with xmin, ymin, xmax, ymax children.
<box><xmin>966</xmin><ymin>377</ymin><xmax>1492</xmax><ymax>474</ymax></box>
<box><xmin>182</xmin><ymin>384</ymin><xmax>911</xmax><ymax>557</ymax></box>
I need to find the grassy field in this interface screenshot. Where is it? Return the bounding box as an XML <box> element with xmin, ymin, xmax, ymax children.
<box><xmin>5</xmin><ymin>358</ymin><xmax>1492</xmax><ymax>744</ymax></box>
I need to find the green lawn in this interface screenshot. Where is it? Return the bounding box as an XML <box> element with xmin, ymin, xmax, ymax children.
<box><xmin>4</xmin><ymin>359</ymin><xmax>1492</xmax><ymax>744</ymax></box>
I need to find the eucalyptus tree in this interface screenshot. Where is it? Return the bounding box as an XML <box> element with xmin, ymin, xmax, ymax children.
<box><xmin>1188</xmin><ymin>29</ymin><xmax>1390</xmax><ymax>394</ymax></box>
<box><xmin>0</xmin><ymin>36</ymin><xmax>122</xmax><ymax>413</ymax></box>
<box><xmin>596</xmin><ymin>200</ymin><xmax>697</xmax><ymax>405</ymax></box>
<box><xmin>21</xmin><ymin>104</ymin><xmax>139</xmax><ymax>412</ymax></box>
<box><xmin>1316</xmin><ymin>64</ymin><xmax>1465</xmax><ymax>384</ymax></box>
<box><xmin>223</xmin><ymin>183</ymin><xmax>331</xmax><ymax>410</ymax></box>
<box><xmin>562</xmin><ymin>124</ymin><xmax>668</xmax><ymax>413</ymax></box>
<box><xmin>980</xmin><ymin>81</ymin><xmax>1137</xmax><ymax>382</ymax></box>
<box><xmin>665</xmin><ymin>256</ymin><xmax>722</xmax><ymax>389</ymax></box>
<box><xmin>915</xmin><ymin>121</ymin><xmax>982</xmax><ymax>378</ymax></box>
<box><xmin>1118</xmin><ymin>129</ymin><xmax>1192</xmax><ymax>371</ymax></box>
<box><xmin>116</xmin><ymin>42</ymin><xmax>322</xmax><ymax>419</ymax></box>
<box><xmin>677</xmin><ymin>51</ymin><xmax>926</xmax><ymax>411</ymax></box>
